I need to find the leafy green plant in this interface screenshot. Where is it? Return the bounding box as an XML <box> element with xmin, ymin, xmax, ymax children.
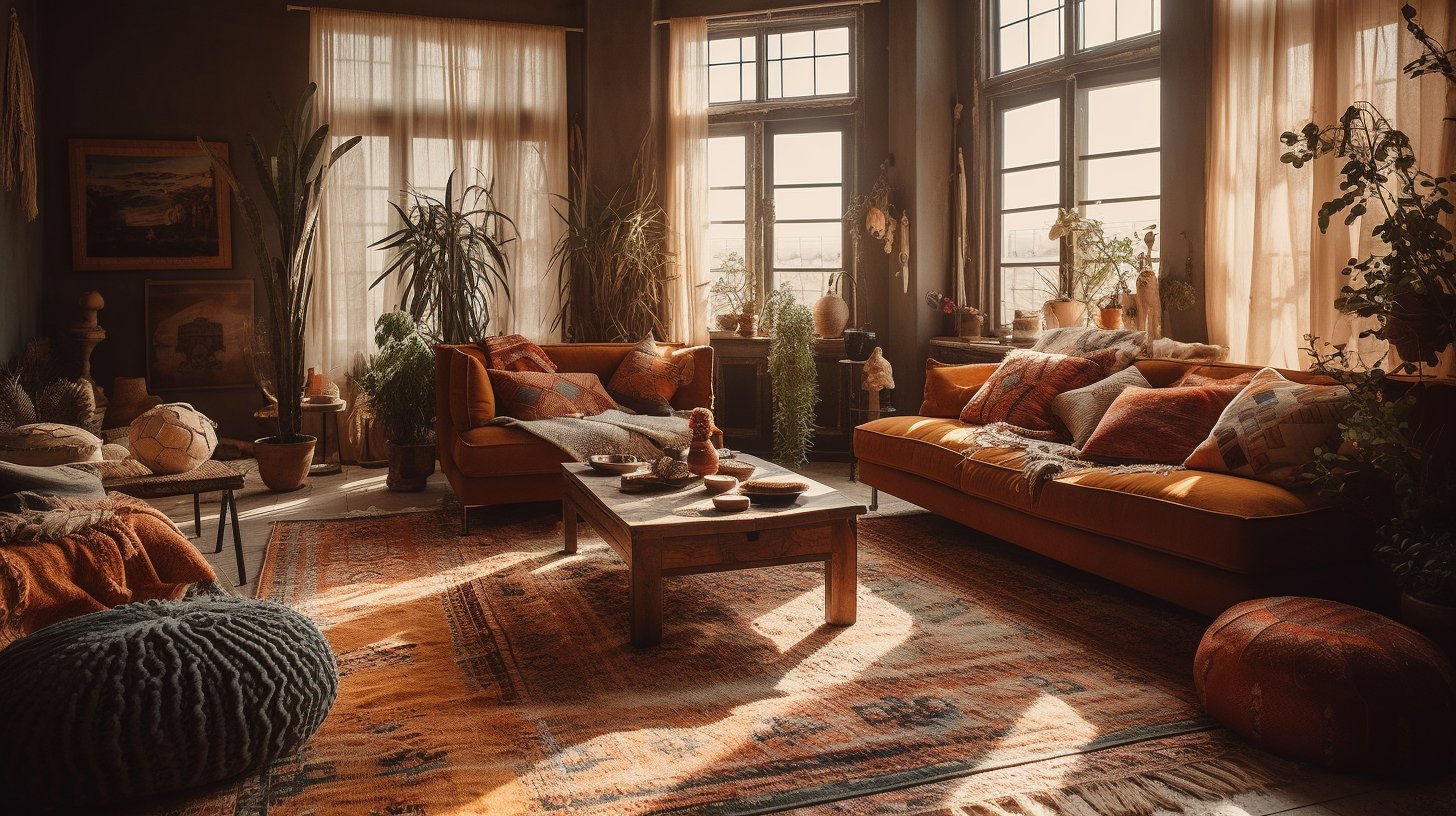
<box><xmin>353</xmin><ymin>311</ymin><xmax>437</xmax><ymax>447</ymax></box>
<box><xmin>1046</xmin><ymin>208</ymin><xmax>1152</xmax><ymax>310</ymax></box>
<box><xmin>765</xmin><ymin>284</ymin><xmax>818</xmax><ymax>467</ymax></box>
<box><xmin>197</xmin><ymin>83</ymin><xmax>360</xmax><ymax>443</ymax></box>
<box><xmin>552</xmin><ymin>127</ymin><xmax>671</xmax><ymax>342</ymax></box>
<box><xmin>371</xmin><ymin>171</ymin><xmax>516</xmax><ymax>345</ymax></box>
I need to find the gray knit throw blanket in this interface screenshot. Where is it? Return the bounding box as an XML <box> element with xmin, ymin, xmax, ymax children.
<box><xmin>962</xmin><ymin>422</ymin><xmax>1182</xmax><ymax>502</ymax></box>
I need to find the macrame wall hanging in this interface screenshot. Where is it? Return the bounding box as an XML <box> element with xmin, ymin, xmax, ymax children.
<box><xmin>2</xmin><ymin>8</ymin><xmax>36</xmax><ymax>221</ymax></box>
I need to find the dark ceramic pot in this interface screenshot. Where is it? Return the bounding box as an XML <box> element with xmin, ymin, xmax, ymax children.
<box><xmin>843</xmin><ymin>330</ymin><xmax>877</xmax><ymax>362</ymax></box>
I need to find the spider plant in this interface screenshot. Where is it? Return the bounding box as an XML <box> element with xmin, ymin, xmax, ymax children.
<box><xmin>371</xmin><ymin>171</ymin><xmax>516</xmax><ymax>345</ymax></box>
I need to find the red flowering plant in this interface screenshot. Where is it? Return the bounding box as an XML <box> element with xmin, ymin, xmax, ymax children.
<box><xmin>926</xmin><ymin>291</ymin><xmax>982</xmax><ymax>337</ymax></box>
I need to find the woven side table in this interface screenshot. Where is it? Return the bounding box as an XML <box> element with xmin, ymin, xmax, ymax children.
<box><xmin>102</xmin><ymin>460</ymin><xmax>249</xmax><ymax>585</ymax></box>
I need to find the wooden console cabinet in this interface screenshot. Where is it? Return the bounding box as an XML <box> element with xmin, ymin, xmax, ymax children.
<box><xmin>710</xmin><ymin>336</ymin><xmax>856</xmax><ymax>458</ymax></box>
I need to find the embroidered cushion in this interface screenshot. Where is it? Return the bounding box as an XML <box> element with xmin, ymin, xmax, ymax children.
<box><xmin>488</xmin><ymin>371</ymin><xmax>618</xmax><ymax>421</ymax></box>
<box><xmin>1184</xmin><ymin>368</ymin><xmax>1351</xmax><ymax>487</ymax></box>
<box><xmin>1033</xmin><ymin>327</ymin><xmax>1147</xmax><ymax>371</ymax></box>
<box><xmin>958</xmin><ymin>349</ymin><xmax>1115</xmax><ymax>438</ymax></box>
<box><xmin>1050</xmin><ymin>366</ymin><xmax>1153</xmax><ymax>448</ymax></box>
<box><xmin>449</xmin><ymin>349</ymin><xmax>496</xmax><ymax>431</ymax></box>
<box><xmin>0</xmin><ymin>422</ymin><xmax>103</xmax><ymax>467</ymax></box>
<box><xmin>478</xmin><ymin>334</ymin><xmax>557</xmax><ymax>373</ymax></box>
<box><xmin>1080</xmin><ymin>385</ymin><xmax>1245</xmax><ymax>466</ymax></box>
<box><xmin>607</xmin><ymin>339</ymin><xmax>698</xmax><ymax>416</ymax></box>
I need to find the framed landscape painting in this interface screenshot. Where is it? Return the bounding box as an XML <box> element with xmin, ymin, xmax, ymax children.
<box><xmin>69</xmin><ymin>139</ymin><xmax>232</xmax><ymax>270</ymax></box>
<box><xmin>145</xmin><ymin>279</ymin><xmax>254</xmax><ymax>390</ymax></box>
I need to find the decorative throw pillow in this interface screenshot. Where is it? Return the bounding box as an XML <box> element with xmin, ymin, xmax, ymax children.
<box><xmin>958</xmin><ymin>349</ymin><xmax>1116</xmax><ymax>437</ymax></box>
<box><xmin>449</xmin><ymin>349</ymin><xmax>496</xmax><ymax>431</ymax></box>
<box><xmin>1033</xmin><ymin>327</ymin><xmax>1147</xmax><ymax>372</ymax></box>
<box><xmin>1184</xmin><ymin>367</ymin><xmax>1351</xmax><ymax>487</ymax></box>
<box><xmin>0</xmin><ymin>422</ymin><xmax>103</xmax><ymax>467</ymax></box>
<box><xmin>921</xmin><ymin>359</ymin><xmax>997</xmax><ymax>418</ymax></box>
<box><xmin>607</xmin><ymin>339</ymin><xmax>697</xmax><ymax>416</ymax></box>
<box><xmin>1080</xmin><ymin>384</ymin><xmax>1245</xmax><ymax>465</ymax></box>
<box><xmin>488</xmin><ymin>371</ymin><xmax>618</xmax><ymax>421</ymax></box>
<box><xmin>1050</xmin><ymin>366</ymin><xmax>1154</xmax><ymax>448</ymax></box>
<box><xmin>478</xmin><ymin>334</ymin><xmax>557</xmax><ymax>373</ymax></box>
<box><xmin>128</xmin><ymin>403</ymin><xmax>217</xmax><ymax>475</ymax></box>
<box><xmin>1145</xmin><ymin>337</ymin><xmax>1229</xmax><ymax>362</ymax></box>
<box><xmin>1175</xmin><ymin>368</ymin><xmax>1258</xmax><ymax>388</ymax></box>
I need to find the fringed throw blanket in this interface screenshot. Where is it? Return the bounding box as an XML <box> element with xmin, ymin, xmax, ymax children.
<box><xmin>964</xmin><ymin>422</ymin><xmax>1183</xmax><ymax>501</ymax></box>
<box><xmin>0</xmin><ymin>494</ymin><xmax>216</xmax><ymax>647</ymax></box>
<box><xmin>486</xmin><ymin>409</ymin><xmax>694</xmax><ymax>463</ymax></box>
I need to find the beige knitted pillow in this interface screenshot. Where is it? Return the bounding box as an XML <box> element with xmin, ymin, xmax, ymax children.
<box><xmin>1050</xmin><ymin>366</ymin><xmax>1153</xmax><ymax>448</ymax></box>
<box><xmin>0</xmin><ymin>423</ymin><xmax>103</xmax><ymax>467</ymax></box>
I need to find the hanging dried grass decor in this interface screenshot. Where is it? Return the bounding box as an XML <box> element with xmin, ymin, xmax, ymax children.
<box><xmin>2</xmin><ymin>8</ymin><xmax>36</xmax><ymax>221</ymax></box>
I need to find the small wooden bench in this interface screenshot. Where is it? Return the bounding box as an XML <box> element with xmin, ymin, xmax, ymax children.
<box><xmin>103</xmin><ymin>460</ymin><xmax>248</xmax><ymax>585</ymax></box>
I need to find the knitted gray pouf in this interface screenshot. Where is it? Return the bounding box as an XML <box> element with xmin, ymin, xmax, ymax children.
<box><xmin>0</xmin><ymin>596</ymin><xmax>337</xmax><ymax>810</ymax></box>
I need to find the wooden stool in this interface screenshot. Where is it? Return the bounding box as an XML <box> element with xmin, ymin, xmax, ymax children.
<box><xmin>102</xmin><ymin>460</ymin><xmax>249</xmax><ymax>585</ymax></box>
<box><xmin>302</xmin><ymin>399</ymin><xmax>347</xmax><ymax>476</ymax></box>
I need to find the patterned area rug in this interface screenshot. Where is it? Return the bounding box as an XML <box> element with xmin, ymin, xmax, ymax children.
<box><xmin>139</xmin><ymin>508</ymin><xmax>1291</xmax><ymax>816</ymax></box>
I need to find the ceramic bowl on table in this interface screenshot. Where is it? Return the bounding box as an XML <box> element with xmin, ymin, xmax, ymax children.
<box><xmin>588</xmin><ymin>454</ymin><xmax>643</xmax><ymax>475</ymax></box>
<box><xmin>703</xmin><ymin>474</ymin><xmax>738</xmax><ymax>494</ymax></box>
<box><xmin>711</xmin><ymin>494</ymin><xmax>751</xmax><ymax>511</ymax></box>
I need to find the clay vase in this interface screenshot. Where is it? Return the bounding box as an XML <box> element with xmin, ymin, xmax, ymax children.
<box><xmin>253</xmin><ymin>435</ymin><xmax>317</xmax><ymax>492</ymax></box>
<box><xmin>387</xmin><ymin>442</ymin><xmax>437</xmax><ymax>492</ymax></box>
<box><xmin>843</xmin><ymin>329</ymin><xmax>877</xmax><ymax>362</ymax></box>
<box><xmin>812</xmin><ymin>293</ymin><xmax>850</xmax><ymax>338</ymax></box>
<box><xmin>737</xmin><ymin>313</ymin><xmax>758</xmax><ymax>338</ymax></box>
<box><xmin>686</xmin><ymin>440</ymin><xmax>719</xmax><ymax>476</ymax></box>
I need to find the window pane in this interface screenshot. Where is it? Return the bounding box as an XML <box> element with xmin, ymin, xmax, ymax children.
<box><xmin>816</xmin><ymin>54</ymin><xmax>850</xmax><ymax>95</ymax></box>
<box><xmin>1001</xmin><ymin>99</ymin><xmax>1060</xmax><ymax>168</ymax></box>
<box><xmin>1118</xmin><ymin>0</ymin><xmax>1154</xmax><ymax>40</ymax></box>
<box><xmin>708</xmin><ymin>136</ymin><xmax>746</xmax><ymax>187</ymax></box>
<box><xmin>776</xmin><ymin>187</ymin><xmax>842</xmax><ymax>221</ymax></box>
<box><xmin>1000</xmin><ymin>0</ymin><xmax>1028</xmax><ymax>21</ymax></box>
<box><xmin>774</xmin><ymin>132</ymin><xmax>841</xmax><ymax>185</ymax></box>
<box><xmin>1078</xmin><ymin>0</ymin><xmax>1161</xmax><ymax>51</ymax></box>
<box><xmin>1082</xmin><ymin>200</ymin><xmax>1159</xmax><ymax>253</ymax></box>
<box><xmin>1080</xmin><ymin>0</ymin><xmax>1117</xmax><ymax>48</ymax></box>
<box><xmin>1082</xmin><ymin>152</ymin><xmax>1159</xmax><ymax>201</ymax></box>
<box><xmin>709</xmin><ymin>225</ymin><xmax>746</xmax><ymax>267</ymax></box>
<box><xmin>1001</xmin><ymin>166</ymin><xmax>1061</xmax><ymax>210</ymax></box>
<box><xmin>741</xmin><ymin>63</ymin><xmax>757</xmax><ymax>100</ymax></box>
<box><xmin>781</xmin><ymin>30</ymin><xmax>814</xmax><ymax>58</ymax></box>
<box><xmin>709</xmin><ymin>64</ymin><xmax>743</xmax><ymax>104</ymax></box>
<box><xmin>1001</xmin><ymin>208</ymin><xmax>1061</xmax><ymax>263</ymax></box>
<box><xmin>1083</xmin><ymin>79</ymin><xmax>1160</xmax><ymax>154</ymax></box>
<box><xmin>999</xmin><ymin>21</ymin><xmax>1029</xmax><ymax>72</ymax></box>
<box><xmin>709</xmin><ymin>37</ymin><xmax>740</xmax><ymax>63</ymax></box>
<box><xmin>774</xmin><ymin>221</ymin><xmax>842</xmax><ymax>269</ymax></box>
<box><xmin>776</xmin><ymin>270</ymin><xmax>835</xmax><ymax>309</ymax></box>
<box><xmin>710</xmin><ymin>189</ymin><xmax>745</xmax><ymax>222</ymax></box>
<box><xmin>1030</xmin><ymin>0</ymin><xmax>1060</xmax><ymax>13</ymax></box>
<box><xmin>781</xmin><ymin>58</ymin><xmax>814</xmax><ymax>98</ymax></box>
<box><xmin>1000</xmin><ymin>266</ymin><xmax>1059</xmax><ymax>323</ymax></box>
<box><xmin>817</xmin><ymin>27</ymin><xmax>849</xmax><ymax>54</ymax></box>
<box><xmin>1028</xmin><ymin>10</ymin><xmax>1062</xmax><ymax>64</ymax></box>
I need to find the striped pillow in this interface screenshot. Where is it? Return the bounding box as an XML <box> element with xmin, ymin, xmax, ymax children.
<box><xmin>1050</xmin><ymin>366</ymin><xmax>1153</xmax><ymax>448</ymax></box>
<box><xmin>478</xmin><ymin>334</ymin><xmax>557</xmax><ymax>373</ymax></box>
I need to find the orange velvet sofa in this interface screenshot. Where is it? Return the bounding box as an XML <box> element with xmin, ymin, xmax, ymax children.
<box><xmin>854</xmin><ymin>358</ymin><xmax>1372</xmax><ymax>617</ymax></box>
<box><xmin>434</xmin><ymin>342</ymin><xmax>715</xmax><ymax>533</ymax></box>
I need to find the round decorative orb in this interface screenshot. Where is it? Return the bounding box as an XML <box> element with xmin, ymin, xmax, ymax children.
<box><xmin>0</xmin><ymin>597</ymin><xmax>338</xmax><ymax>810</ymax></box>
<box><xmin>1195</xmin><ymin>596</ymin><xmax>1456</xmax><ymax>776</ymax></box>
<box><xmin>129</xmin><ymin>402</ymin><xmax>218</xmax><ymax>474</ymax></box>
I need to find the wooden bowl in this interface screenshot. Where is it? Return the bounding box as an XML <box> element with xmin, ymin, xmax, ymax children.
<box><xmin>711</xmin><ymin>494</ymin><xmax>751</xmax><ymax>512</ymax></box>
<box><xmin>588</xmin><ymin>454</ymin><xmax>643</xmax><ymax>475</ymax></box>
<box><xmin>703</xmin><ymin>474</ymin><xmax>738</xmax><ymax>494</ymax></box>
<box><xmin>715</xmin><ymin>460</ymin><xmax>756</xmax><ymax>480</ymax></box>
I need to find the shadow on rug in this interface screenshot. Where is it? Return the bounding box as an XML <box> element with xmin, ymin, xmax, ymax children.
<box><xmin>132</xmin><ymin>507</ymin><xmax>1292</xmax><ymax>816</ymax></box>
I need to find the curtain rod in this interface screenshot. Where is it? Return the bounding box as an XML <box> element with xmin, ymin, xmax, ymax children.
<box><xmin>653</xmin><ymin>0</ymin><xmax>879</xmax><ymax>26</ymax></box>
<box><xmin>285</xmin><ymin>6</ymin><xmax>584</xmax><ymax>32</ymax></box>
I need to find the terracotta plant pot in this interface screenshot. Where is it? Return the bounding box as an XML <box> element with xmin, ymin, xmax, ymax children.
<box><xmin>1401</xmin><ymin>592</ymin><xmax>1456</xmax><ymax>654</ymax></box>
<box><xmin>843</xmin><ymin>330</ymin><xmax>877</xmax><ymax>362</ymax></box>
<box><xmin>387</xmin><ymin>442</ymin><xmax>437</xmax><ymax>492</ymax></box>
<box><xmin>737</xmin><ymin>313</ymin><xmax>758</xmax><ymax>338</ymax></box>
<box><xmin>812</xmin><ymin>293</ymin><xmax>850</xmax><ymax>338</ymax></box>
<box><xmin>1097</xmin><ymin>307</ymin><xmax>1124</xmax><ymax>330</ymax></box>
<box><xmin>958</xmin><ymin>312</ymin><xmax>983</xmax><ymax>340</ymax></box>
<box><xmin>686</xmin><ymin>440</ymin><xmax>719</xmax><ymax>476</ymax></box>
<box><xmin>253</xmin><ymin>435</ymin><xmax>316</xmax><ymax>492</ymax></box>
<box><xmin>1043</xmin><ymin>299</ymin><xmax>1087</xmax><ymax>329</ymax></box>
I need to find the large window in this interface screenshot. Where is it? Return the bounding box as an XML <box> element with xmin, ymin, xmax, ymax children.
<box><xmin>706</xmin><ymin>17</ymin><xmax>857</xmax><ymax>322</ymax></box>
<box><xmin>987</xmin><ymin>1</ymin><xmax>1160</xmax><ymax>326</ymax></box>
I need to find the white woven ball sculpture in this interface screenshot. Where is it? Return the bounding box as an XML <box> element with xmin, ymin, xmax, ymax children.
<box><xmin>128</xmin><ymin>403</ymin><xmax>218</xmax><ymax>475</ymax></box>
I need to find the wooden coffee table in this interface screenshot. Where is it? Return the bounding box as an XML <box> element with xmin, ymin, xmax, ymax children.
<box><xmin>561</xmin><ymin>454</ymin><xmax>866</xmax><ymax>647</ymax></box>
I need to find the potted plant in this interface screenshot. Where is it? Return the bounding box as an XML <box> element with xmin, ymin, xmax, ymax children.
<box><xmin>354</xmin><ymin>311</ymin><xmax>438</xmax><ymax>492</ymax></box>
<box><xmin>370</xmin><ymin>172</ymin><xmax>516</xmax><ymax>344</ymax></box>
<box><xmin>1045</xmin><ymin>208</ymin><xmax>1153</xmax><ymax>330</ymax></box>
<box><xmin>925</xmin><ymin>291</ymin><xmax>982</xmax><ymax>339</ymax></box>
<box><xmin>764</xmin><ymin>283</ymin><xmax>818</xmax><ymax>466</ymax></box>
<box><xmin>198</xmin><ymin>84</ymin><xmax>360</xmax><ymax>491</ymax></box>
<box><xmin>707</xmin><ymin>250</ymin><xmax>760</xmax><ymax>336</ymax></box>
<box><xmin>1287</xmin><ymin>4</ymin><xmax>1456</xmax><ymax>641</ymax></box>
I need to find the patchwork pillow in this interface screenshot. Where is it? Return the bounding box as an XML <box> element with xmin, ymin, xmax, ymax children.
<box><xmin>449</xmin><ymin>349</ymin><xmax>496</xmax><ymax>431</ymax></box>
<box><xmin>958</xmin><ymin>349</ymin><xmax>1115</xmax><ymax>437</ymax></box>
<box><xmin>1184</xmin><ymin>368</ymin><xmax>1351</xmax><ymax>487</ymax></box>
<box><xmin>1050</xmin><ymin>366</ymin><xmax>1153</xmax><ymax>448</ymax></box>
<box><xmin>0</xmin><ymin>422</ymin><xmax>104</xmax><ymax>467</ymax></box>
<box><xmin>487</xmin><ymin>371</ymin><xmax>618</xmax><ymax>421</ymax></box>
<box><xmin>607</xmin><ymin>339</ymin><xmax>698</xmax><ymax>416</ymax></box>
<box><xmin>1080</xmin><ymin>385</ymin><xmax>1245</xmax><ymax>466</ymax></box>
<box><xmin>1033</xmin><ymin>327</ymin><xmax>1147</xmax><ymax>372</ymax></box>
<box><xmin>478</xmin><ymin>334</ymin><xmax>557</xmax><ymax>373</ymax></box>
<box><xmin>921</xmin><ymin>359</ymin><xmax>997</xmax><ymax>418</ymax></box>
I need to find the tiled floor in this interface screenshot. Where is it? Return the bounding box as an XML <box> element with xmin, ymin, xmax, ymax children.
<box><xmin>145</xmin><ymin>458</ymin><xmax>1454</xmax><ymax>816</ymax></box>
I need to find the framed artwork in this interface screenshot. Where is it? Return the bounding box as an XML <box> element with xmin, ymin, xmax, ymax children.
<box><xmin>69</xmin><ymin>139</ymin><xmax>232</xmax><ymax>270</ymax></box>
<box><xmin>145</xmin><ymin>279</ymin><xmax>255</xmax><ymax>390</ymax></box>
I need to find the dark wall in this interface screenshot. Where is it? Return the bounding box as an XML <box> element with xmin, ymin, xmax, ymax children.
<box><xmin>0</xmin><ymin>0</ymin><xmax>42</xmax><ymax>363</ymax></box>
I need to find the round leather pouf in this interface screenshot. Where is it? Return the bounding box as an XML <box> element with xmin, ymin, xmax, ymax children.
<box><xmin>1195</xmin><ymin>596</ymin><xmax>1456</xmax><ymax>777</ymax></box>
<box><xmin>0</xmin><ymin>597</ymin><xmax>337</xmax><ymax>810</ymax></box>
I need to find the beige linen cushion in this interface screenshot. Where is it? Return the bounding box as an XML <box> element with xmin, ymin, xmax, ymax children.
<box><xmin>0</xmin><ymin>423</ymin><xmax>104</xmax><ymax>467</ymax></box>
<box><xmin>1033</xmin><ymin>327</ymin><xmax>1147</xmax><ymax>372</ymax></box>
<box><xmin>1050</xmin><ymin>366</ymin><xmax>1153</xmax><ymax>448</ymax></box>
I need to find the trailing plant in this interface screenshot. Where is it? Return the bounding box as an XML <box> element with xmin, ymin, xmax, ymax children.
<box><xmin>552</xmin><ymin>127</ymin><xmax>671</xmax><ymax>342</ymax></box>
<box><xmin>1280</xmin><ymin>4</ymin><xmax>1456</xmax><ymax>372</ymax></box>
<box><xmin>197</xmin><ymin>83</ymin><xmax>360</xmax><ymax>443</ymax></box>
<box><xmin>765</xmin><ymin>284</ymin><xmax>818</xmax><ymax>467</ymax></box>
<box><xmin>1046</xmin><ymin>208</ymin><xmax>1152</xmax><ymax>310</ymax></box>
<box><xmin>353</xmin><ymin>311</ymin><xmax>437</xmax><ymax>447</ymax></box>
<box><xmin>372</xmin><ymin>171</ymin><xmax>516</xmax><ymax>345</ymax></box>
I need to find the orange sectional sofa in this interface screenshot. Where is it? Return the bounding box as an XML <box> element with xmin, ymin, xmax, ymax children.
<box><xmin>434</xmin><ymin>342</ymin><xmax>715</xmax><ymax>533</ymax></box>
<box><xmin>854</xmin><ymin>358</ymin><xmax>1371</xmax><ymax>617</ymax></box>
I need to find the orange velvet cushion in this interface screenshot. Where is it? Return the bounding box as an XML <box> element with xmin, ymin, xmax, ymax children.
<box><xmin>479</xmin><ymin>334</ymin><xmax>557</xmax><ymax>373</ymax></box>
<box><xmin>1080</xmin><ymin>384</ymin><xmax>1243</xmax><ymax>465</ymax></box>
<box><xmin>448</xmin><ymin>349</ymin><xmax>495</xmax><ymax>431</ymax></box>
<box><xmin>487</xmin><ymin>371</ymin><xmax>618</xmax><ymax>421</ymax></box>
<box><xmin>958</xmin><ymin>348</ymin><xmax>1115</xmax><ymax>438</ymax></box>
<box><xmin>919</xmin><ymin>360</ymin><xmax>1000</xmax><ymax>418</ymax></box>
<box><xmin>606</xmin><ymin>339</ymin><xmax>697</xmax><ymax>416</ymax></box>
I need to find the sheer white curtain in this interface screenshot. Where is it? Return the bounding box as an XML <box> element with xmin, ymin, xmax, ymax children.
<box><xmin>665</xmin><ymin>17</ymin><xmax>710</xmax><ymax>346</ymax></box>
<box><xmin>1207</xmin><ymin>0</ymin><xmax>1454</xmax><ymax>369</ymax></box>
<box><xmin>309</xmin><ymin>8</ymin><xmax>567</xmax><ymax>379</ymax></box>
